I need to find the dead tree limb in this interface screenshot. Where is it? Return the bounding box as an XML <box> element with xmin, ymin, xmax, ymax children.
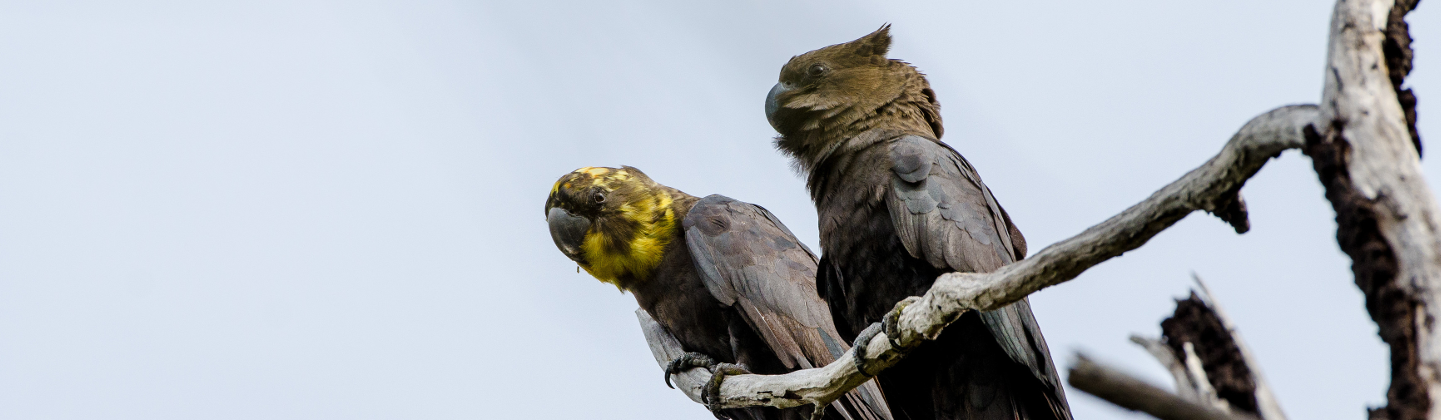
<box><xmin>639</xmin><ymin>104</ymin><xmax>1321</xmax><ymax>411</ymax></box>
<box><xmin>1131</xmin><ymin>335</ymin><xmax>1201</xmax><ymax>403</ymax></box>
<box><xmin>637</xmin><ymin>309</ymin><xmax>706</xmax><ymax>404</ymax></box>
<box><xmin>1067</xmin><ymin>354</ymin><xmax>1258</xmax><ymax>420</ymax></box>
<box><xmin>1129</xmin><ymin>277</ymin><xmax>1288</xmax><ymax>420</ymax></box>
<box><xmin>1305</xmin><ymin>1</ymin><xmax>1441</xmax><ymax>419</ymax></box>
<box><xmin>1188</xmin><ymin>277</ymin><xmax>1288</xmax><ymax>420</ymax></box>
<box><xmin>625</xmin><ymin>0</ymin><xmax>1438</xmax><ymax>416</ymax></box>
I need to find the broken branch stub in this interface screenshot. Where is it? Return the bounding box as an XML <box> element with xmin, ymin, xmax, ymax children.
<box><xmin>1161</xmin><ymin>292</ymin><xmax>1258</xmax><ymax>415</ymax></box>
<box><xmin>1128</xmin><ymin>277</ymin><xmax>1287</xmax><ymax>420</ymax></box>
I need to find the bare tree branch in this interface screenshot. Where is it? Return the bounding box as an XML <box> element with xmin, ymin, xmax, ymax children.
<box><xmin>1148</xmin><ymin>285</ymin><xmax>1263</xmax><ymax>418</ymax></box>
<box><xmin>641</xmin><ymin>3</ymin><xmax>1441</xmax><ymax>413</ymax></box>
<box><xmin>637</xmin><ymin>309</ymin><xmax>706</xmax><ymax>404</ymax></box>
<box><xmin>1306</xmin><ymin>1</ymin><xmax>1441</xmax><ymax>418</ymax></box>
<box><xmin>607</xmin><ymin>1</ymin><xmax>1440</xmax><ymax>418</ymax></box>
<box><xmin>1133</xmin><ymin>278</ymin><xmax>1289</xmax><ymax>419</ymax></box>
<box><xmin>1067</xmin><ymin>354</ymin><xmax>1257</xmax><ymax>420</ymax></box>
<box><xmin>1131</xmin><ymin>335</ymin><xmax>1201</xmax><ymax>403</ymax></box>
<box><xmin>1074</xmin><ymin>277</ymin><xmax>1293</xmax><ymax>420</ymax></box>
<box><xmin>1189</xmin><ymin>277</ymin><xmax>1289</xmax><ymax>420</ymax></box>
<box><xmin>1180</xmin><ymin>342</ymin><xmax>1227</xmax><ymax>411</ymax></box>
<box><xmin>639</xmin><ymin>104</ymin><xmax>1320</xmax><ymax>411</ymax></box>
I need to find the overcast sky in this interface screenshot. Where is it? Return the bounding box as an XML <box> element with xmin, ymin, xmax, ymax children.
<box><xmin>0</xmin><ymin>1</ymin><xmax>1433</xmax><ymax>419</ymax></box>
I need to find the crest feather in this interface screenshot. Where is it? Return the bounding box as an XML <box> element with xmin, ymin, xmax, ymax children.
<box><xmin>847</xmin><ymin>24</ymin><xmax>891</xmax><ymax>58</ymax></box>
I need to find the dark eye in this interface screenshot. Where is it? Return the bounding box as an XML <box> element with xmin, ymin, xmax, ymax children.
<box><xmin>807</xmin><ymin>63</ymin><xmax>829</xmax><ymax>77</ymax></box>
<box><xmin>592</xmin><ymin>191</ymin><xmax>606</xmax><ymax>204</ymax></box>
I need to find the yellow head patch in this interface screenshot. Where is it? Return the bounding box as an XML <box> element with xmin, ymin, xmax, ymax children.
<box><xmin>547</xmin><ymin>166</ymin><xmax>680</xmax><ymax>289</ymax></box>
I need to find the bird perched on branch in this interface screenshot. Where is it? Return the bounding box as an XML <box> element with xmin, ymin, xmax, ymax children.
<box><xmin>764</xmin><ymin>26</ymin><xmax>1072</xmax><ymax>420</ymax></box>
<box><xmin>544</xmin><ymin>166</ymin><xmax>893</xmax><ymax>420</ymax></box>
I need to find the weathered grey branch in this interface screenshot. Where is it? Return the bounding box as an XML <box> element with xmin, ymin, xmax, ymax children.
<box><xmin>1306</xmin><ymin>1</ymin><xmax>1441</xmax><ymax>418</ymax></box>
<box><xmin>616</xmin><ymin>1</ymin><xmax>1439</xmax><ymax>417</ymax></box>
<box><xmin>1180</xmin><ymin>342</ymin><xmax>1227</xmax><ymax>411</ymax></box>
<box><xmin>637</xmin><ymin>309</ymin><xmax>705</xmax><ymax>404</ymax></box>
<box><xmin>639</xmin><ymin>104</ymin><xmax>1320</xmax><ymax>411</ymax></box>
<box><xmin>1131</xmin><ymin>334</ymin><xmax>1201</xmax><ymax>403</ymax></box>
<box><xmin>1067</xmin><ymin>354</ymin><xmax>1256</xmax><ymax>420</ymax></box>
<box><xmin>1131</xmin><ymin>277</ymin><xmax>1288</xmax><ymax>420</ymax></box>
<box><xmin>1190</xmin><ymin>277</ymin><xmax>1288</xmax><ymax>420</ymax></box>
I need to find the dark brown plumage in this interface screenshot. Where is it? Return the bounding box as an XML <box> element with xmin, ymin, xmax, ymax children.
<box><xmin>764</xmin><ymin>26</ymin><xmax>1071</xmax><ymax>420</ymax></box>
<box><xmin>545</xmin><ymin>167</ymin><xmax>892</xmax><ymax>420</ymax></box>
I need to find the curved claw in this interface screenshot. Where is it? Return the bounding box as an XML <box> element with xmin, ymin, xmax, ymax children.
<box><xmin>853</xmin><ymin>296</ymin><xmax>924</xmax><ymax>378</ymax></box>
<box><xmin>884</xmin><ymin>296</ymin><xmax>922</xmax><ymax>349</ymax></box>
<box><xmin>664</xmin><ymin>352</ymin><xmax>717</xmax><ymax>389</ymax></box>
<box><xmin>702</xmin><ymin>363</ymin><xmax>751</xmax><ymax>409</ymax></box>
<box><xmin>850</xmin><ymin>322</ymin><xmax>884</xmax><ymax>377</ymax></box>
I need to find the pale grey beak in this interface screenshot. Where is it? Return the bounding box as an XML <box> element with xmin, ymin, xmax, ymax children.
<box><xmin>765</xmin><ymin>82</ymin><xmax>793</xmax><ymax>132</ymax></box>
<box><xmin>547</xmin><ymin>207</ymin><xmax>590</xmax><ymax>261</ymax></box>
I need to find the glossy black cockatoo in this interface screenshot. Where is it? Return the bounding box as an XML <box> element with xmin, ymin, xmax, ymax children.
<box><xmin>763</xmin><ymin>26</ymin><xmax>1073</xmax><ymax>420</ymax></box>
<box><xmin>544</xmin><ymin>166</ymin><xmax>893</xmax><ymax>420</ymax></box>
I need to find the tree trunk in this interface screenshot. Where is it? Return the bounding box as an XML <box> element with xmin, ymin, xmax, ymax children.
<box><xmin>1305</xmin><ymin>1</ymin><xmax>1441</xmax><ymax>419</ymax></box>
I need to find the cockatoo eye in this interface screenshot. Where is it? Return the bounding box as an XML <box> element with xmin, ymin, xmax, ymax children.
<box><xmin>807</xmin><ymin>63</ymin><xmax>829</xmax><ymax>77</ymax></box>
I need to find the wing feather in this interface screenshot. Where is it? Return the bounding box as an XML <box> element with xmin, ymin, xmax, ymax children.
<box><xmin>685</xmin><ymin>195</ymin><xmax>893</xmax><ymax>420</ymax></box>
<box><xmin>885</xmin><ymin>136</ymin><xmax>1069</xmax><ymax>414</ymax></box>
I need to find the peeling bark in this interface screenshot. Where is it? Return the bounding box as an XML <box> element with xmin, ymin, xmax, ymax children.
<box><xmin>1129</xmin><ymin>277</ymin><xmax>1289</xmax><ymax>420</ymax></box>
<box><xmin>1162</xmin><ymin>292</ymin><xmax>1259</xmax><ymax>416</ymax></box>
<box><xmin>1383</xmin><ymin>0</ymin><xmax>1421</xmax><ymax>155</ymax></box>
<box><xmin>1305</xmin><ymin>121</ymin><xmax>1424</xmax><ymax>420</ymax></box>
<box><xmin>1310</xmin><ymin>1</ymin><xmax>1441</xmax><ymax>418</ymax></box>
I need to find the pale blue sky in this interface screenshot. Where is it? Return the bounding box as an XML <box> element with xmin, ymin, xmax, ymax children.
<box><xmin>0</xmin><ymin>1</ymin><xmax>1429</xmax><ymax>419</ymax></box>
